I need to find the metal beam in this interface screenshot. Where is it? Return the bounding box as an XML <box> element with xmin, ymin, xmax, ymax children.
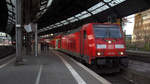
<box><xmin>102</xmin><ymin>0</ymin><xmax>121</xmax><ymax>17</ymax></box>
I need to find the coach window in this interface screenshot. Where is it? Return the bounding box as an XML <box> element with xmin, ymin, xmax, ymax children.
<box><xmin>83</xmin><ymin>30</ymin><xmax>87</xmax><ymax>39</ymax></box>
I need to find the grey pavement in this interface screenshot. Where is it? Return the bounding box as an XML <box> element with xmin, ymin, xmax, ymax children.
<box><xmin>0</xmin><ymin>50</ymin><xmax>108</xmax><ymax>84</ymax></box>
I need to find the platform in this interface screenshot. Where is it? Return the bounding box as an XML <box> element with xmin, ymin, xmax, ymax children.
<box><xmin>0</xmin><ymin>49</ymin><xmax>110</xmax><ymax>84</ymax></box>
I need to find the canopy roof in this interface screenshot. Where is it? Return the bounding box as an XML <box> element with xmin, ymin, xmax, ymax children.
<box><xmin>0</xmin><ymin>0</ymin><xmax>150</xmax><ymax>36</ymax></box>
<box><xmin>38</xmin><ymin>0</ymin><xmax>150</xmax><ymax>35</ymax></box>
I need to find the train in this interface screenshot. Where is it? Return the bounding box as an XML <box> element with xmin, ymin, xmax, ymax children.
<box><xmin>49</xmin><ymin>23</ymin><xmax>128</xmax><ymax>70</ymax></box>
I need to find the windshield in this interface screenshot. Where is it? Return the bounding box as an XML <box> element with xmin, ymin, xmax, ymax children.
<box><xmin>93</xmin><ymin>25</ymin><xmax>122</xmax><ymax>38</ymax></box>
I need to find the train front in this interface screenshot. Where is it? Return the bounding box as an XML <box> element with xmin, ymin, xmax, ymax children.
<box><xmin>92</xmin><ymin>24</ymin><xmax>128</xmax><ymax>67</ymax></box>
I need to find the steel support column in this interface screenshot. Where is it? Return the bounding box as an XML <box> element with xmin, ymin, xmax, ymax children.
<box><xmin>35</xmin><ymin>24</ymin><xmax>38</xmax><ymax>56</ymax></box>
<box><xmin>15</xmin><ymin>0</ymin><xmax>23</xmax><ymax>63</ymax></box>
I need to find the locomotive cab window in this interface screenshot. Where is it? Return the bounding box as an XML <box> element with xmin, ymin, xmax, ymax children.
<box><xmin>93</xmin><ymin>25</ymin><xmax>122</xmax><ymax>38</ymax></box>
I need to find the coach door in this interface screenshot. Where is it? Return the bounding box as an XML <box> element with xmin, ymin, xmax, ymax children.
<box><xmin>80</xmin><ymin>30</ymin><xmax>86</xmax><ymax>57</ymax></box>
<box><xmin>55</xmin><ymin>39</ymin><xmax>59</xmax><ymax>49</ymax></box>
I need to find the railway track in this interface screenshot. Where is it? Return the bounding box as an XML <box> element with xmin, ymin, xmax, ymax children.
<box><xmin>101</xmin><ymin>73</ymin><xmax>134</xmax><ymax>84</ymax></box>
<box><xmin>0</xmin><ymin>53</ymin><xmax>15</xmax><ymax>65</ymax></box>
<box><xmin>82</xmin><ymin>64</ymin><xmax>135</xmax><ymax>84</ymax></box>
<box><xmin>0</xmin><ymin>46</ymin><xmax>15</xmax><ymax>65</ymax></box>
<box><xmin>71</xmin><ymin>58</ymin><xmax>135</xmax><ymax>84</ymax></box>
<box><xmin>85</xmin><ymin>65</ymin><xmax>135</xmax><ymax>84</ymax></box>
<box><xmin>100</xmin><ymin>50</ymin><xmax>150</xmax><ymax>84</ymax></box>
<box><xmin>126</xmin><ymin>50</ymin><xmax>150</xmax><ymax>63</ymax></box>
<box><xmin>0</xmin><ymin>46</ymin><xmax>15</xmax><ymax>59</ymax></box>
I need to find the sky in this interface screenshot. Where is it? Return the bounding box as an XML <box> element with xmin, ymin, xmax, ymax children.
<box><xmin>123</xmin><ymin>14</ymin><xmax>135</xmax><ymax>35</ymax></box>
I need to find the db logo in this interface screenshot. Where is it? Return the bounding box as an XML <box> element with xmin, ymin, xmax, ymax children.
<box><xmin>108</xmin><ymin>52</ymin><xmax>115</xmax><ymax>55</ymax></box>
<box><xmin>108</xmin><ymin>45</ymin><xmax>114</xmax><ymax>49</ymax></box>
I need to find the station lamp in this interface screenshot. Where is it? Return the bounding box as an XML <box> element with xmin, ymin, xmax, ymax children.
<box><xmin>50</xmin><ymin>33</ymin><xmax>54</xmax><ymax>36</ymax></box>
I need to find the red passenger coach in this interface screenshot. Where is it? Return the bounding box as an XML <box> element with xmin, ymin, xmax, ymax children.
<box><xmin>50</xmin><ymin>35</ymin><xmax>62</xmax><ymax>49</ymax></box>
<box><xmin>54</xmin><ymin>23</ymin><xmax>128</xmax><ymax>68</ymax></box>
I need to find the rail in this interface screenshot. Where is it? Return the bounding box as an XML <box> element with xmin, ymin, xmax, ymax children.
<box><xmin>0</xmin><ymin>46</ymin><xmax>15</xmax><ymax>65</ymax></box>
<box><xmin>126</xmin><ymin>50</ymin><xmax>150</xmax><ymax>63</ymax></box>
<box><xmin>0</xmin><ymin>46</ymin><xmax>15</xmax><ymax>59</ymax></box>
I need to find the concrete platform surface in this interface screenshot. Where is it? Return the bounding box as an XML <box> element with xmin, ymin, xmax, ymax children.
<box><xmin>0</xmin><ymin>50</ymin><xmax>111</xmax><ymax>84</ymax></box>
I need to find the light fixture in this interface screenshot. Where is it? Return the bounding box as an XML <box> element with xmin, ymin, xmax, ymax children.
<box><xmin>50</xmin><ymin>33</ymin><xmax>54</xmax><ymax>36</ymax></box>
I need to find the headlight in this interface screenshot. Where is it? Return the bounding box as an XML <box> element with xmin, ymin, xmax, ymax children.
<box><xmin>97</xmin><ymin>52</ymin><xmax>101</xmax><ymax>56</ymax></box>
<box><xmin>119</xmin><ymin>52</ymin><xmax>124</xmax><ymax>55</ymax></box>
<box><xmin>97</xmin><ymin>44</ymin><xmax>106</xmax><ymax>49</ymax></box>
<box><xmin>115</xmin><ymin>44</ymin><xmax>124</xmax><ymax>48</ymax></box>
<box><xmin>108</xmin><ymin>41</ymin><xmax>112</xmax><ymax>44</ymax></box>
<box><xmin>120</xmin><ymin>52</ymin><xmax>124</xmax><ymax>55</ymax></box>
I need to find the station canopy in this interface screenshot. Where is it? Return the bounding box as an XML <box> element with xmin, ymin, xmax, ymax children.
<box><xmin>0</xmin><ymin>0</ymin><xmax>150</xmax><ymax>36</ymax></box>
<box><xmin>37</xmin><ymin>0</ymin><xmax>150</xmax><ymax>35</ymax></box>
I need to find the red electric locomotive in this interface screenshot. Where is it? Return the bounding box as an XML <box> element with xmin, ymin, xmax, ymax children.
<box><xmin>53</xmin><ymin>23</ymin><xmax>128</xmax><ymax>69</ymax></box>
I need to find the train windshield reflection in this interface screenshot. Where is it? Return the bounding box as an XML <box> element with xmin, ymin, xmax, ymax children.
<box><xmin>93</xmin><ymin>25</ymin><xmax>122</xmax><ymax>38</ymax></box>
